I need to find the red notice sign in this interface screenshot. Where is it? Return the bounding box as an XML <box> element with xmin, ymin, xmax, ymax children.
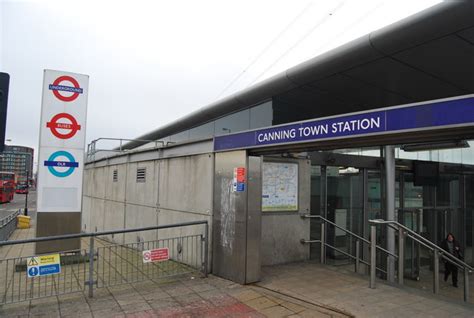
<box><xmin>142</xmin><ymin>248</ymin><xmax>169</xmax><ymax>263</ymax></box>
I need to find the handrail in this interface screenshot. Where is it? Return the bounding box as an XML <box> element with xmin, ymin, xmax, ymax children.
<box><xmin>302</xmin><ymin>214</ymin><xmax>368</xmax><ymax>244</ymax></box>
<box><xmin>302</xmin><ymin>214</ymin><xmax>398</xmax><ymax>259</ymax></box>
<box><xmin>370</xmin><ymin>219</ymin><xmax>473</xmax><ymax>272</ymax></box>
<box><xmin>0</xmin><ymin>220</ymin><xmax>208</xmax><ymax>247</ymax></box>
<box><xmin>0</xmin><ymin>210</ymin><xmax>21</xmax><ymax>227</ymax></box>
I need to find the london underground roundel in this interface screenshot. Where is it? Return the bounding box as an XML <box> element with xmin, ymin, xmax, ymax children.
<box><xmin>44</xmin><ymin>151</ymin><xmax>79</xmax><ymax>178</ymax></box>
<box><xmin>48</xmin><ymin>75</ymin><xmax>83</xmax><ymax>102</ymax></box>
<box><xmin>46</xmin><ymin>113</ymin><xmax>81</xmax><ymax>139</ymax></box>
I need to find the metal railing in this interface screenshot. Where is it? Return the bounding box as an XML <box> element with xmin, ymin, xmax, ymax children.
<box><xmin>0</xmin><ymin>220</ymin><xmax>209</xmax><ymax>304</ymax></box>
<box><xmin>300</xmin><ymin>215</ymin><xmax>397</xmax><ymax>276</ymax></box>
<box><xmin>369</xmin><ymin>219</ymin><xmax>473</xmax><ymax>302</ymax></box>
<box><xmin>0</xmin><ymin>210</ymin><xmax>21</xmax><ymax>241</ymax></box>
<box><xmin>86</xmin><ymin>137</ymin><xmax>166</xmax><ymax>161</ymax></box>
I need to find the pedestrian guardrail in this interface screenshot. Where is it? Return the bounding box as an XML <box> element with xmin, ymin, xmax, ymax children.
<box><xmin>0</xmin><ymin>220</ymin><xmax>209</xmax><ymax>304</ymax></box>
<box><xmin>0</xmin><ymin>209</ymin><xmax>21</xmax><ymax>241</ymax></box>
<box><xmin>369</xmin><ymin>219</ymin><xmax>473</xmax><ymax>303</ymax></box>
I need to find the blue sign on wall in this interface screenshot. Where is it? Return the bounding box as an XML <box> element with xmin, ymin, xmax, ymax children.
<box><xmin>214</xmin><ymin>95</ymin><xmax>474</xmax><ymax>151</ymax></box>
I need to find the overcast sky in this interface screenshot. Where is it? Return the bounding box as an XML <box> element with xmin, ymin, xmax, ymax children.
<box><xmin>1</xmin><ymin>0</ymin><xmax>441</xmax><ymax>163</ymax></box>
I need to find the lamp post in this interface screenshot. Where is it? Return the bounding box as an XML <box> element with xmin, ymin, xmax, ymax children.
<box><xmin>22</xmin><ymin>152</ymin><xmax>33</xmax><ymax>216</ymax></box>
<box><xmin>24</xmin><ymin>169</ymin><xmax>29</xmax><ymax>216</ymax></box>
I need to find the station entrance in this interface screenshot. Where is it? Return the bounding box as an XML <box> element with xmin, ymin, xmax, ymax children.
<box><xmin>212</xmin><ymin>95</ymin><xmax>474</xmax><ymax>302</ymax></box>
<box><xmin>306</xmin><ymin>148</ymin><xmax>473</xmax><ymax>281</ymax></box>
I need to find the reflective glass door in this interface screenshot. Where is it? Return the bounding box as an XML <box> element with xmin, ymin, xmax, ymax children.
<box><xmin>326</xmin><ymin>166</ymin><xmax>364</xmax><ymax>264</ymax></box>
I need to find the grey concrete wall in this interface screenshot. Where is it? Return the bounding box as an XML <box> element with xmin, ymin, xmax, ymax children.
<box><xmin>260</xmin><ymin>158</ymin><xmax>311</xmax><ymax>266</ymax></box>
<box><xmin>83</xmin><ymin>152</ymin><xmax>213</xmax><ymax>270</ymax></box>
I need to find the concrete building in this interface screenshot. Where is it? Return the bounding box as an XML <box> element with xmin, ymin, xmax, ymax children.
<box><xmin>84</xmin><ymin>0</ymin><xmax>474</xmax><ymax>288</ymax></box>
<box><xmin>0</xmin><ymin>145</ymin><xmax>34</xmax><ymax>183</ymax></box>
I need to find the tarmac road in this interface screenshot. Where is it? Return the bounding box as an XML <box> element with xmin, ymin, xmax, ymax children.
<box><xmin>0</xmin><ymin>189</ymin><xmax>36</xmax><ymax>220</ymax></box>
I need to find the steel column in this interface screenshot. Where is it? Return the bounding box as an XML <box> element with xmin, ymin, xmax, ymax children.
<box><xmin>204</xmin><ymin>222</ymin><xmax>209</xmax><ymax>277</ymax></box>
<box><xmin>320</xmin><ymin>223</ymin><xmax>326</xmax><ymax>264</ymax></box>
<box><xmin>464</xmin><ymin>268</ymin><xmax>469</xmax><ymax>302</ymax></box>
<box><xmin>355</xmin><ymin>239</ymin><xmax>360</xmax><ymax>274</ymax></box>
<box><xmin>433</xmin><ymin>249</ymin><xmax>439</xmax><ymax>294</ymax></box>
<box><xmin>398</xmin><ymin>227</ymin><xmax>404</xmax><ymax>285</ymax></box>
<box><xmin>385</xmin><ymin>145</ymin><xmax>396</xmax><ymax>283</ymax></box>
<box><xmin>88</xmin><ymin>236</ymin><xmax>95</xmax><ymax>298</ymax></box>
<box><xmin>370</xmin><ymin>225</ymin><xmax>376</xmax><ymax>289</ymax></box>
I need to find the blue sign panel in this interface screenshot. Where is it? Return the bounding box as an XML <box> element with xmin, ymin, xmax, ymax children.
<box><xmin>214</xmin><ymin>96</ymin><xmax>474</xmax><ymax>151</ymax></box>
<box><xmin>28</xmin><ymin>267</ymin><xmax>39</xmax><ymax>277</ymax></box>
<box><xmin>236</xmin><ymin>183</ymin><xmax>245</xmax><ymax>192</ymax></box>
<box><xmin>39</xmin><ymin>264</ymin><xmax>61</xmax><ymax>276</ymax></box>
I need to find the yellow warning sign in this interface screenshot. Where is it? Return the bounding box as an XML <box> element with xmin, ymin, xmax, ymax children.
<box><xmin>27</xmin><ymin>254</ymin><xmax>60</xmax><ymax>267</ymax></box>
<box><xmin>27</xmin><ymin>257</ymin><xmax>39</xmax><ymax>266</ymax></box>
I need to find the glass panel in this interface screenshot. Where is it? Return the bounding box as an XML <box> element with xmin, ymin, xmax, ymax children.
<box><xmin>214</xmin><ymin>109</ymin><xmax>250</xmax><ymax>136</ymax></box>
<box><xmin>189</xmin><ymin>121</ymin><xmax>215</xmax><ymax>140</ymax></box>
<box><xmin>169</xmin><ymin>130</ymin><xmax>189</xmax><ymax>143</ymax></box>
<box><xmin>395</xmin><ymin>140</ymin><xmax>474</xmax><ymax>165</ymax></box>
<box><xmin>326</xmin><ymin>167</ymin><xmax>363</xmax><ymax>264</ymax></box>
<box><xmin>466</xmin><ymin>175</ymin><xmax>474</xmax><ymax>266</ymax></box>
<box><xmin>403</xmin><ymin>173</ymin><xmax>423</xmax><ymax>208</ymax></box>
<box><xmin>250</xmin><ymin>101</ymin><xmax>273</xmax><ymax>129</ymax></box>
<box><xmin>310</xmin><ymin>166</ymin><xmax>321</xmax><ymax>215</ymax></box>
<box><xmin>367</xmin><ymin>171</ymin><xmax>381</xmax><ymax>212</ymax></box>
<box><xmin>436</xmin><ymin>174</ymin><xmax>460</xmax><ymax>207</ymax></box>
<box><xmin>310</xmin><ymin>165</ymin><xmax>322</xmax><ymax>260</ymax></box>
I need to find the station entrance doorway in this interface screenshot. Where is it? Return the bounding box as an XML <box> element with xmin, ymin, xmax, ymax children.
<box><xmin>307</xmin><ymin>148</ymin><xmax>472</xmax><ymax>280</ymax></box>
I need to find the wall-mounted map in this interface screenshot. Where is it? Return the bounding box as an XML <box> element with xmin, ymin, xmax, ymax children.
<box><xmin>262</xmin><ymin>162</ymin><xmax>298</xmax><ymax>212</ymax></box>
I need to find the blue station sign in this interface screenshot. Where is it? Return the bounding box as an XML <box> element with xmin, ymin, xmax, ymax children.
<box><xmin>214</xmin><ymin>95</ymin><xmax>474</xmax><ymax>151</ymax></box>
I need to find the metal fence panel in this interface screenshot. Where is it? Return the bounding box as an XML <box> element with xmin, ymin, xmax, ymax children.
<box><xmin>0</xmin><ymin>250</ymin><xmax>88</xmax><ymax>304</ymax></box>
<box><xmin>95</xmin><ymin>235</ymin><xmax>203</xmax><ymax>288</ymax></box>
<box><xmin>0</xmin><ymin>221</ymin><xmax>208</xmax><ymax>304</ymax></box>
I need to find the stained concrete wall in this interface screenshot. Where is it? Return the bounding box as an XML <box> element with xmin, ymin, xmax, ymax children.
<box><xmin>260</xmin><ymin>158</ymin><xmax>311</xmax><ymax>266</ymax></box>
<box><xmin>83</xmin><ymin>153</ymin><xmax>213</xmax><ymax>268</ymax></box>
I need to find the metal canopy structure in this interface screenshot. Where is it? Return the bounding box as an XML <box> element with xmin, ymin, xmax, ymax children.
<box><xmin>123</xmin><ymin>0</ymin><xmax>474</xmax><ymax>150</ymax></box>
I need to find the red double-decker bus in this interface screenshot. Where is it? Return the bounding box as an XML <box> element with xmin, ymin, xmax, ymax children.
<box><xmin>0</xmin><ymin>172</ymin><xmax>15</xmax><ymax>203</ymax></box>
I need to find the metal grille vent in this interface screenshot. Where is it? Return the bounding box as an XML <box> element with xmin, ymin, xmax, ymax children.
<box><xmin>112</xmin><ymin>169</ymin><xmax>118</xmax><ymax>182</ymax></box>
<box><xmin>136</xmin><ymin>168</ymin><xmax>146</xmax><ymax>182</ymax></box>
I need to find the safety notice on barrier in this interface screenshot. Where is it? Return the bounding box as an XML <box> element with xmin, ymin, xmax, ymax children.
<box><xmin>27</xmin><ymin>253</ymin><xmax>61</xmax><ymax>278</ymax></box>
<box><xmin>142</xmin><ymin>248</ymin><xmax>169</xmax><ymax>263</ymax></box>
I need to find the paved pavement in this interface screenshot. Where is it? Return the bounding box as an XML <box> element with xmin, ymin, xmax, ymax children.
<box><xmin>257</xmin><ymin>261</ymin><xmax>474</xmax><ymax>317</ymax></box>
<box><xmin>0</xmin><ymin>218</ymin><xmax>346</xmax><ymax>317</ymax></box>
<box><xmin>0</xmin><ymin>273</ymin><xmax>348</xmax><ymax>318</ymax></box>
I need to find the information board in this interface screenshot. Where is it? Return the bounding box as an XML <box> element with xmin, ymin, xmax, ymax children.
<box><xmin>262</xmin><ymin>162</ymin><xmax>298</xmax><ymax>212</ymax></box>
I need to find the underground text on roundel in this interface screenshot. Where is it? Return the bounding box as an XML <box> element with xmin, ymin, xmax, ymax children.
<box><xmin>48</xmin><ymin>75</ymin><xmax>83</xmax><ymax>102</ymax></box>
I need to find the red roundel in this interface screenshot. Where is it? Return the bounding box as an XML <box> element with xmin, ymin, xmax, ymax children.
<box><xmin>52</xmin><ymin>76</ymin><xmax>81</xmax><ymax>102</ymax></box>
<box><xmin>46</xmin><ymin>113</ymin><xmax>81</xmax><ymax>139</ymax></box>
